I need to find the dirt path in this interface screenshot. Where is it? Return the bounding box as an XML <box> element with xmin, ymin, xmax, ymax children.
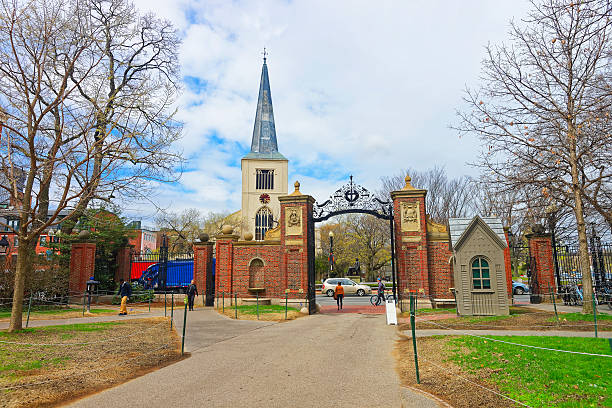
<box><xmin>67</xmin><ymin>311</ymin><xmax>440</xmax><ymax>408</ymax></box>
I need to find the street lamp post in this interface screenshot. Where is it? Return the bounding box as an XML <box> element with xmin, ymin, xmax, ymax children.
<box><xmin>328</xmin><ymin>231</ymin><xmax>334</xmax><ymax>280</ymax></box>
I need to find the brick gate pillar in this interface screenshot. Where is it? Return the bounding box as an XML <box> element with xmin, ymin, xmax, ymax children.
<box><xmin>194</xmin><ymin>234</ymin><xmax>215</xmax><ymax>306</ymax></box>
<box><xmin>503</xmin><ymin>227</ymin><xmax>512</xmax><ymax>298</ymax></box>
<box><xmin>114</xmin><ymin>246</ymin><xmax>132</xmax><ymax>283</ymax></box>
<box><xmin>527</xmin><ymin>232</ymin><xmax>556</xmax><ymax>296</ymax></box>
<box><xmin>391</xmin><ymin>176</ymin><xmax>430</xmax><ymax>299</ymax></box>
<box><xmin>278</xmin><ymin>181</ymin><xmax>315</xmax><ymax>299</ymax></box>
<box><xmin>215</xmin><ymin>226</ymin><xmax>238</xmax><ymax>298</ymax></box>
<box><xmin>69</xmin><ymin>242</ymin><xmax>96</xmax><ymax>294</ymax></box>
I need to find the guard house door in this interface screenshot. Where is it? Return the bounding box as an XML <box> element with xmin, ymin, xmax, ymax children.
<box><xmin>306</xmin><ymin>176</ymin><xmax>397</xmax><ymax>314</ymax></box>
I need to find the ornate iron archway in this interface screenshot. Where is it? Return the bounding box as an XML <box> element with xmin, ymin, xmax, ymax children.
<box><xmin>306</xmin><ymin>176</ymin><xmax>397</xmax><ymax>313</ymax></box>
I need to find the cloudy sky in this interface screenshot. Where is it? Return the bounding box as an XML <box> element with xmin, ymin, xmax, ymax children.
<box><xmin>128</xmin><ymin>0</ymin><xmax>532</xmax><ymax>222</ymax></box>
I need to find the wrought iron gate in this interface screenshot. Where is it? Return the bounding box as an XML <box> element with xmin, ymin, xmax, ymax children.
<box><xmin>307</xmin><ymin>176</ymin><xmax>397</xmax><ymax>314</ymax></box>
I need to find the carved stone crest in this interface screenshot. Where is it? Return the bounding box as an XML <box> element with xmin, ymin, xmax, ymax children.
<box><xmin>285</xmin><ymin>207</ymin><xmax>302</xmax><ymax>236</ymax></box>
<box><xmin>400</xmin><ymin>202</ymin><xmax>420</xmax><ymax>232</ymax></box>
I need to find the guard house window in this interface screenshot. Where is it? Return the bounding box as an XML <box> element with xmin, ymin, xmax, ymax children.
<box><xmin>256</xmin><ymin>169</ymin><xmax>274</xmax><ymax>190</ymax></box>
<box><xmin>472</xmin><ymin>257</ymin><xmax>491</xmax><ymax>289</ymax></box>
<box><xmin>255</xmin><ymin>207</ymin><xmax>273</xmax><ymax>240</ymax></box>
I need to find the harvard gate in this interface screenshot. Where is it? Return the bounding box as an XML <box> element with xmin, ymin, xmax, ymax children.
<box><xmin>199</xmin><ymin>175</ymin><xmax>459</xmax><ymax>313</ymax></box>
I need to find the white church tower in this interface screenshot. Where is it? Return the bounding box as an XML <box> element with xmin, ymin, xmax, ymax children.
<box><xmin>241</xmin><ymin>54</ymin><xmax>288</xmax><ymax>240</ymax></box>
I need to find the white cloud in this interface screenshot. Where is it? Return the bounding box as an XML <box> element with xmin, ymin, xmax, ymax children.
<box><xmin>128</xmin><ymin>0</ymin><xmax>532</xmax><ymax>219</ymax></box>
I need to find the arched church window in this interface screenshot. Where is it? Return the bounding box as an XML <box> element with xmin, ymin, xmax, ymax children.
<box><xmin>255</xmin><ymin>207</ymin><xmax>273</xmax><ymax>240</ymax></box>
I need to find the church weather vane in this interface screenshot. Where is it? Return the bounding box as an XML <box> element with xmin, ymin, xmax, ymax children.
<box><xmin>262</xmin><ymin>47</ymin><xmax>268</xmax><ymax>63</ymax></box>
<box><xmin>313</xmin><ymin>175</ymin><xmax>393</xmax><ymax>222</ymax></box>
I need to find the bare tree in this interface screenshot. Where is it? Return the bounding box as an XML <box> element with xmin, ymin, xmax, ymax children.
<box><xmin>380</xmin><ymin>166</ymin><xmax>476</xmax><ymax>224</ymax></box>
<box><xmin>454</xmin><ymin>0</ymin><xmax>612</xmax><ymax>313</ymax></box>
<box><xmin>0</xmin><ymin>0</ymin><xmax>181</xmax><ymax>331</ymax></box>
<box><xmin>155</xmin><ymin>208</ymin><xmax>202</xmax><ymax>253</ymax></box>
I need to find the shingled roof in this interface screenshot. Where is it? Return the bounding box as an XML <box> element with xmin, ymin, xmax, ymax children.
<box><xmin>449</xmin><ymin>216</ymin><xmax>507</xmax><ymax>250</ymax></box>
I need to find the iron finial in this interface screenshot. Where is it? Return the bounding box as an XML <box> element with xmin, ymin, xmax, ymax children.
<box><xmin>262</xmin><ymin>47</ymin><xmax>268</xmax><ymax>63</ymax></box>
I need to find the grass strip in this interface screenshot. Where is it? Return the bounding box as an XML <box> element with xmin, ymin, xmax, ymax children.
<box><xmin>0</xmin><ymin>321</ymin><xmax>122</xmax><ymax>337</ymax></box>
<box><xmin>0</xmin><ymin>308</ymin><xmax>115</xmax><ymax>319</ymax></box>
<box><xmin>233</xmin><ymin>305</ymin><xmax>299</xmax><ymax>315</ymax></box>
<box><xmin>448</xmin><ymin>335</ymin><xmax>611</xmax><ymax>407</ymax></box>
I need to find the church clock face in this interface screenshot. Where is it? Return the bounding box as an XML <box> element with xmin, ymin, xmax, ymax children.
<box><xmin>259</xmin><ymin>193</ymin><xmax>270</xmax><ymax>204</ymax></box>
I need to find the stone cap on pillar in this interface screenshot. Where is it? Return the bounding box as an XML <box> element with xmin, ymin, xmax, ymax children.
<box><xmin>390</xmin><ymin>175</ymin><xmax>427</xmax><ymax>199</ymax></box>
<box><xmin>279</xmin><ymin>181</ymin><xmax>315</xmax><ymax>204</ymax></box>
<box><xmin>194</xmin><ymin>233</ymin><xmax>215</xmax><ymax>247</ymax></box>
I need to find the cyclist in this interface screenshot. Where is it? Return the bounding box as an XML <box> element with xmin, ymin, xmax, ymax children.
<box><xmin>376</xmin><ymin>277</ymin><xmax>385</xmax><ymax>306</ymax></box>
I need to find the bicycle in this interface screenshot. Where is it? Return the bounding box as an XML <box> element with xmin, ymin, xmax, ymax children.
<box><xmin>370</xmin><ymin>292</ymin><xmax>395</xmax><ymax>306</ymax></box>
<box><xmin>595</xmin><ymin>284</ymin><xmax>612</xmax><ymax>310</ymax></box>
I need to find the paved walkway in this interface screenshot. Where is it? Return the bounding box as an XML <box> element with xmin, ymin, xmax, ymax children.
<box><xmin>404</xmin><ymin>329</ymin><xmax>612</xmax><ymax>338</ymax></box>
<box><xmin>67</xmin><ymin>310</ymin><xmax>439</xmax><ymax>408</ymax></box>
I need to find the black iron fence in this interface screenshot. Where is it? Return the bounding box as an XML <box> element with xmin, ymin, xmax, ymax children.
<box><xmin>554</xmin><ymin>242</ymin><xmax>612</xmax><ymax>291</ymax></box>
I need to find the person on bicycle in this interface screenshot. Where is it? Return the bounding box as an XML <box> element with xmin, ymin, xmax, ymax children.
<box><xmin>377</xmin><ymin>277</ymin><xmax>385</xmax><ymax>306</ymax></box>
<box><xmin>334</xmin><ymin>281</ymin><xmax>344</xmax><ymax>310</ymax></box>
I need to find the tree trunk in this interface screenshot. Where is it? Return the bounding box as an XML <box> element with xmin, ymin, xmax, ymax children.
<box><xmin>8</xmin><ymin>239</ymin><xmax>33</xmax><ymax>332</ymax></box>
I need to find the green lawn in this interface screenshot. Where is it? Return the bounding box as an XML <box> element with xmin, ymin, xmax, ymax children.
<box><xmin>553</xmin><ymin>312</ymin><xmax>612</xmax><ymax>322</ymax></box>
<box><xmin>232</xmin><ymin>305</ymin><xmax>299</xmax><ymax>315</ymax></box>
<box><xmin>448</xmin><ymin>335</ymin><xmax>612</xmax><ymax>407</ymax></box>
<box><xmin>0</xmin><ymin>307</ymin><xmax>115</xmax><ymax>319</ymax></box>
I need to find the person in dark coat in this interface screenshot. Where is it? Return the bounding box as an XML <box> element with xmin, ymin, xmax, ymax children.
<box><xmin>187</xmin><ymin>280</ymin><xmax>198</xmax><ymax>311</ymax></box>
<box><xmin>117</xmin><ymin>279</ymin><xmax>132</xmax><ymax>315</ymax></box>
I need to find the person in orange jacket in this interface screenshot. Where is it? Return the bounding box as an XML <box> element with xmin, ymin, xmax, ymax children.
<box><xmin>334</xmin><ymin>281</ymin><xmax>344</xmax><ymax>310</ymax></box>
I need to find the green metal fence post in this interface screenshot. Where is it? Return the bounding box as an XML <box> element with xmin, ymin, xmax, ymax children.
<box><xmin>25</xmin><ymin>293</ymin><xmax>33</xmax><ymax>328</ymax></box>
<box><xmin>548</xmin><ymin>283</ymin><xmax>558</xmax><ymax>323</ymax></box>
<box><xmin>171</xmin><ymin>292</ymin><xmax>174</xmax><ymax>330</ymax></box>
<box><xmin>285</xmin><ymin>292</ymin><xmax>288</xmax><ymax>320</ymax></box>
<box><xmin>235</xmin><ymin>293</ymin><xmax>238</xmax><ymax>319</ymax></box>
<box><xmin>82</xmin><ymin>291</ymin><xmax>86</xmax><ymax>316</ymax></box>
<box><xmin>410</xmin><ymin>293</ymin><xmax>420</xmax><ymax>384</ymax></box>
<box><xmin>592</xmin><ymin>295</ymin><xmax>598</xmax><ymax>338</ymax></box>
<box><xmin>222</xmin><ymin>292</ymin><xmax>225</xmax><ymax>313</ymax></box>
<box><xmin>164</xmin><ymin>291</ymin><xmax>167</xmax><ymax>317</ymax></box>
<box><xmin>181</xmin><ymin>296</ymin><xmax>188</xmax><ymax>355</ymax></box>
<box><xmin>256</xmin><ymin>291</ymin><xmax>259</xmax><ymax>320</ymax></box>
<box><xmin>148</xmin><ymin>295</ymin><xmax>151</xmax><ymax>312</ymax></box>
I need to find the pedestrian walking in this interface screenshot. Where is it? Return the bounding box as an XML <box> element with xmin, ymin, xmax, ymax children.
<box><xmin>117</xmin><ymin>279</ymin><xmax>132</xmax><ymax>316</ymax></box>
<box><xmin>376</xmin><ymin>277</ymin><xmax>386</xmax><ymax>306</ymax></box>
<box><xmin>334</xmin><ymin>281</ymin><xmax>344</xmax><ymax>310</ymax></box>
<box><xmin>187</xmin><ymin>280</ymin><xmax>198</xmax><ymax>311</ymax></box>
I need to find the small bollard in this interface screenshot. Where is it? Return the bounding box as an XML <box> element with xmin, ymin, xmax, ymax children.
<box><xmin>256</xmin><ymin>291</ymin><xmax>259</xmax><ymax>320</ymax></box>
<box><xmin>592</xmin><ymin>295</ymin><xmax>598</xmax><ymax>338</ymax></box>
<box><xmin>26</xmin><ymin>293</ymin><xmax>33</xmax><ymax>328</ymax></box>
<box><xmin>181</xmin><ymin>296</ymin><xmax>188</xmax><ymax>355</ymax></box>
<box><xmin>171</xmin><ymin>292</ymin><xmax>174</xmax><ymax>330</ymax></box>
<box><xmin>235</xmin><ymin>293</ymin><xmax>238</xmax><ymax>319</ymax></box>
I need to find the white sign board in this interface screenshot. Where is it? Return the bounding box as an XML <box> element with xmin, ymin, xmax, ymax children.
<box><xmin>385</xmin><ymin>299</ymin><xmax>397</xmax><ymax>325</ymax></box>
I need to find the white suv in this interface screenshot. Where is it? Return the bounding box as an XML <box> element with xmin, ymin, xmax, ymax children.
<box><xmin>321</xmin><ymin>278</ymin><xmax>372</xmax><ymax>297</ymax></box>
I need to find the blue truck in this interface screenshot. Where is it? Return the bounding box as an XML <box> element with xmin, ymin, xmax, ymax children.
<box><xmin>138</xmin><ymin>259</ymin><xmax>215</xmax><ymax>292</ymax></box>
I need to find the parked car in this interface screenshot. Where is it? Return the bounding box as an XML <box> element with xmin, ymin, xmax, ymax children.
<box><xmin>512</xmin><ymin>281</ymin><xmax>529</xmax><ymax>295</ymax></box>
<box><xmin>321</xmin><ymin>278</ymin><xmax>372</xmax><ymax>297</ymax></box>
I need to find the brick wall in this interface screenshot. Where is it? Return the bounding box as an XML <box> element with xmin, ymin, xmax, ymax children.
<box><xmin>426</xmin><ymin>240</ymin><xmax>453</xmax><ymax>298</ymax></box>
<box><xmin>231</xmin><ymin>244</ymin><xmax>282</xmax><ymax>297</ymax></box>
<box><xmin>69</xmin><ymin>242</ymin><xmax>96</xmax><ymax>294</ymax></box>
<box><xmin>114</xmin><ymin>246</ymin><xmax>131</xmax><ymax>283</ymax></box>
